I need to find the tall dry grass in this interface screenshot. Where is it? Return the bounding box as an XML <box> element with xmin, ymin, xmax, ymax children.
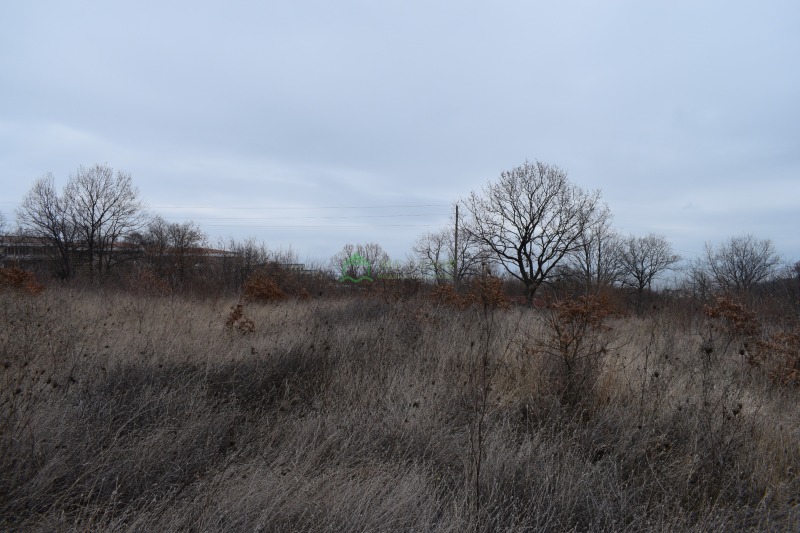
<box><xmin>0</xmin><ymin>286</ymin><xmax>798</xmax><ymax>531</ymax></box>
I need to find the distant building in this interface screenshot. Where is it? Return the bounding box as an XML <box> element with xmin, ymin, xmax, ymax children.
<box><xmin>0</xmin><ymin>235</ymin><xmax>237</xmax><ymax>270</ymax></box>
<box><xmin>0</xmin><ymin>235</ymin><xmax>53</xmax><ymax>267</ymax></box>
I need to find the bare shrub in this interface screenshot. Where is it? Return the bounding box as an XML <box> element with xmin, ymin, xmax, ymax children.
<box><xmin>531</xmin><ymin>294</ymin><xmax>620</xmax><ymax>406</ymax></box>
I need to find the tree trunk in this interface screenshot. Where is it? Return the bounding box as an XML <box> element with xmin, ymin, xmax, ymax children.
<box><xmin>525</xmin><ymin>282</ymin><xmax>537</xmax><ymax>307</ymax></box>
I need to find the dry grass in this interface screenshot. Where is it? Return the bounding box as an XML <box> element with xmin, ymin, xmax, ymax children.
<box><xmin>1</xmin><ymin>287</ymin><xmax>798</xmax><ymax>531</ymax></box>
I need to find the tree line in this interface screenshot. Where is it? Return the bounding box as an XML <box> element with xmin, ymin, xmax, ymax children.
<box><xmin>412</xmin><ymin>160</ymin><xmax>788</xmax><ymax>310</ymax></box>
<box><xmin>6</xmin><ymin>161</ymin><xmax>795</xmax><ymax>308</ymax></box>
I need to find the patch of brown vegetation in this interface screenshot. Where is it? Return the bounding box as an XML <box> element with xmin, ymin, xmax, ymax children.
<box><xmin>704</xmin><ymin>295</ymin><xmax>800</xmax><ymax>385</ymax></box>
<box><xmin>430</xmin><ymin>276</ymin><xmax>511</xmax><ymax>309</ymax></box>
<box><xmin>225</xmin><ymin>302</ymin><xmax>255</xmax><ymax>334</ymax></box>
<box><xmin>0</xmin><ymin>266</ymin><xmax>44</xmax><ymax>295</ymax></box>
<box><xmin>531</xmin><ymin>294</ymin><xmax>621</xmax><ymax>405</ymax></box>
<box><xmin>242</xmin><ymin>270</ymin><xmax>287</xmax><ymax>303</ymax></box>
<box><xmin>123</xmin><ymin>266</ymin><xmax>171</xmax><ymax>297</ymax></box>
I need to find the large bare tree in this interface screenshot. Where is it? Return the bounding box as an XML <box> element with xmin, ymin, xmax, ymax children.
<box><xmin>702</xmin><ymin>234</ymin><xmax>781</xmax><ymax>294</ymax></box>
<box><xmin>16</xmin><ymin>174</ymin><xmax>80</xmax><ymax>279</ymax></box>
<box><xmin>66</xmin><ymin>164</ymin><xmax>146</xmax><ymax>276</ymax></box>
<box><xmin>617</xmin><ymin>233</ymin><xmax>680</xmax><ymax>312</ymax></box>
<box><xmin>462</xmin><ymin>160</ymin><xmax>602</xmax><ymax>304</ymax></box>
<box><xmin>16</xmin><ymin>165</ymin><xmax>145</xmax><ymax>279</ymax></box>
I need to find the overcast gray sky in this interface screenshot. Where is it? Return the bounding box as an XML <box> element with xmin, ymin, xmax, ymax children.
<box><xmin>2</xmin><ymin>0</ymin><xmax>798</xmax><ymax>266</ymax></box>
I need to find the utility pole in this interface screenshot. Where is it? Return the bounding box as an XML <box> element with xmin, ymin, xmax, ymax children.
<box><xmin>453</xmin><ymin>203</ymin><xmax>459</xmax><ymax>291</ymax></box>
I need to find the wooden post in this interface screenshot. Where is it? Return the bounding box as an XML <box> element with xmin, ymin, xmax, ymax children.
<box><xmin>453</xmin><ymin>203</ymin><xmax>459</xmax><ymax>291</ymax></box>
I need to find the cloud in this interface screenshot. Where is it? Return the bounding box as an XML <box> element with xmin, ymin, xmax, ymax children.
<box><xmin>1</xmin><ymin>0</ymin><xmax>799</xmax><ymax>262</ymax></box>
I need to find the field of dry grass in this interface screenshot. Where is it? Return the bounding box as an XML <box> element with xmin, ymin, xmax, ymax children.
<box><xmin>1</xmin><ymin>286</ymin><xmax>798</xmax><ymax>531</ymax></box>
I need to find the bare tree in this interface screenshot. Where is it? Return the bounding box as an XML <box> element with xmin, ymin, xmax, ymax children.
<box><xmin>413</xmin><ymin>226</ymin><xmax>487</xmax><ymax>284</ymax></box>
<box><xmin>133</xmin><ymin>215</ymin><xmax>171</xmax><ymax>271</ymax></box>
<box><xmin>16</xmin><ymin>174</ymin><xmax>79</xmax><ymax>279</ymax></box>
<box><xmin>462</xmin><ymin>160</ymin><xmax>602</xmax><ymax>304</ymax></box>
<box><xmin>133</xmin><ymin>215</ymin><xmax>207</xmax><ymax>288</ymax></box>
<box><xmin>213</xmin><ymin>237</ymin><xmax>271</xmax><ymax>291</ymax></box>
<box><xmin>66</xmin><ymin>164</ymin><xmax>146</xmax><ymax>276</ymax></box>
<box><xmin>331</xmin><ymin>242</ymin><xmax>391</xmax><ymax>282</ymax></box>
<box><xmin>413</xmin><ymin>229</ymin><xmax>450</xmax><ymax>283</ymax></box>
<box><xmin>0</xmin><ymin>211</ymin><xmax>8</xmax><ymax>265</ymax></box>
<box><xmin>167</xmin><ymin>220</ymin><xmax>207</xmax><ymax>283</ymax></box>
<box><xmin>684</xmin><ymin>257</ymin><xmax>713</xmax><ymax>302</ymax></box>
<box><xmin>0</xmin><ymin>211</ymin><xmax>6</xmax><ymax>253</ymax></box>
<box><xmin>702</xmin><ymin>234</ymin><xmax>781</xmax><ymax>294</ymax></box>
<box><xmin>561</xmin><ymin>205</ymin><xmax>621</xmax><ymax>294</ymax></box>
<box><xmin>617</xmin><ymin>233</ymin><xmax>680</xmax><ymax>312</ymax></box>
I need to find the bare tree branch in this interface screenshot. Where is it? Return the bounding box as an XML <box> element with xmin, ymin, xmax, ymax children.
<box><xmin>330</xmin><ymin>242</ymin><xmax>391</xmax><ymax>281</ymax></box>
<box><xmin>16</xmin><ymin>174</ymin><xmax>79</xmax><ymax>279</ymax></box>
<box><xmin>702</xmin><ymin>234</ymin><xmax>781</xmax><ymax>294</ymax></box>
<box><xmin>67</xmin><ymin>164</ymin><xmax>146</xmax><ymax>277</ymax></box>
<box><xmin>560</xmin><ymin>204</ymin><xmax>621</xmax><ymax>294</ymax></box>
<box><xmin>617</xmin><ymin>233</ymin><xmax>680</xmax><ymax>312</ymax></box>
<box><xmin>413</xmin><ymin>226</ymin><xmax>488</xmax><ymax>284</ymax></box>
<box><xmin>132</xmin><ymin>215</ymin><xmax>208</xmax><ymax>288</ymax></box>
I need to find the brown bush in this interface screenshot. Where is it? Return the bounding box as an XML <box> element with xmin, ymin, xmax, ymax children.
<box><xmin>466</xmin><ymin>276</ymin><xmax>512</xmax><ymax>309</ymax></box>
<box><xmin>704</xmin><ymin>295</ymin><xmax>800</xmax><ymax>386</ymax></box>
<box><xmin>240</xmin><ymin>263</ymin><xmax>328</xmax><ymax>302</ymax></box>
<box><xmin>531</xmin><ymin>294</ymin><xmax>620</xmax><ymax>406</ymax></box>
<box><xmin>763</xmin><ymin>329</ymin><xmax>800</xmax><ymax>386</ymax></box>
<box><xmin>225</xmin><ymin>303</ymin><xmax>255</xmax><ymax>334</ymax></box>
<box><xmin>429</xmin><ymin>283</ymin><xmax>466</xmax><ymax>308</ymax></box>
<box><xmin>242</xmin><ymin>269</ymin><xmax>287</xmax><ymax>302</ymax></box>
<box><xmin>704</xmin><ymin>295</ymin><xmax>761</xmax><ymax>339</ymax></box>
<box><xmin>367</xmin><ymin>277</ymin><xmax>422</xmax><ymax>303</ymax></box>
<box><xmin>430</xmin><ymin>277</ymin><xmax>511</xmax><ymax>310</ymax></box>
<box><xmin>0</xmin><ymin>266</ymin><xmax>45</xmax><ymax>295</ymax></box>
<box><xmin>122</xmin><ymin>266</ymin><xmax>171</xmax><ymax>297</ymax></box>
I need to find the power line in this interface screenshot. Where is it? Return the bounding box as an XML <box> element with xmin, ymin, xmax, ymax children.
<box><xmin>162</xmin><ymin>213</ymin><xmax>448</xmax><ymax>221</ymax></box>
<box><xmin>203</xmin><ymin>224</ymin><xmax>439</xmax><ymax>228</ymax></box>
<box><xmin>147</xmin><ymin>204</ymin><xmax>450</xmax><ymax>210</ymax></box>
<box><xmin>0</xmin><ymin>201</ymin><xmax>449</xmax><ymax>212</ymax></box>
<box><xmin>0</xmin><ymin>202</ymin><xmax>450</xmax><ymax>207</ymax></box>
